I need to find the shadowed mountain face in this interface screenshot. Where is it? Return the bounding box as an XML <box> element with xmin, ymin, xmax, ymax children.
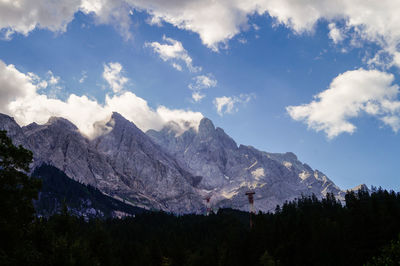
<box><xmin>32</xmin><ymin>164</ymin><xmax>146</xmax><ymax>219</ymax></box>
<box><xmin>0</xmin><ymin>113</ymin><xmax>345</xmax><ymax>213</ymax></box>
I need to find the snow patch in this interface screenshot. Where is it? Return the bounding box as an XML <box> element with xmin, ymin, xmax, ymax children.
<box><xmin>283</xmin><ymin>161</ymin><xmax>292</xmax><ymax>168</ymax></box>
<box><xmin>299</xmin><ymin>171</ymin><xmax>310</xmax><ymax>180</ymax></box>
<box><xmin>246</xmin><ymin>160</ymin><xmax>258</xmax><ymax>170</ymax></box>
<box><xmin>221</xmin><ymin>189</ymin><xmax>239</xmax><ymax>199</ymax></box>
<box><xmin>251</xmin><ymin>167</ymin><xmax>265</xmax><ymax>180</ymax></box>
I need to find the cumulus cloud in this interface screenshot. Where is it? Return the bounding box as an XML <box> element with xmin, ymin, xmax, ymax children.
<box><xmin>128</xmin><ymin>0</ymin><xmax>400</xmax><ymax>56</ymax></box>
<box><xmin>214</xmin><ymin>93</ymin><xmax>254</xmax><ymax>116</ymax></box>
<box><xmin>80</xmin><ymin>0</ymin><xmax>133</xmax><ymax>40</ymax></box>
<box><xmin>188</xmin><ymin>74</ymin><xmax>217</xmax><ymax>102</ymax></box>
<box><xmin>0</xmin><ymin>59</ymin><xmax>203</xmax><ymax>137</ymax></box>
<box><xmin>286</xmin><ymin>69</ymin><xmax>400</xmax><ymax>138</ymax></box>
<box><xmin>3</xmin><ymin>0</ymin><xmax>400</xmax><ymax>61</ymax></box>
<box><xmin>0</xmin><ymin>0</ymin><xmax>80</xmax><ymax>37</ymax></box>
<box><xmin>145</xmin><ymin>36</ymin><xmax>201</xmax><ymax>72</ymax></box>
<box><xmin>102</xmin><ymin>62</ymin><xmax>129</xmax><ymax>93</ymax></box>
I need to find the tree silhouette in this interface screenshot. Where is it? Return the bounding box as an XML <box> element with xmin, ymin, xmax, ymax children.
<box><xmin>0</xmin><ymin>130</ymin><xmax>41</xmax><ymax>264</ymax></box>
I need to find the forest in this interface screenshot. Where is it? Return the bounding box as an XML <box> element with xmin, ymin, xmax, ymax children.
<box><xmin>1</xmin><ymin>130</ymin><xmax>400</xmax><ymax>266</ymax></box>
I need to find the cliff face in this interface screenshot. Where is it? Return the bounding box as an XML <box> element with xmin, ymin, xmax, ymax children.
<box><xmin>1</xmin><ymin>113</ymin><xmax>344</xmax><ymax>213</ymax></box>
<box><xmin>148</xmin><ymin>117</ymin><xmax>344</xmax><ymax>212</ymax></box>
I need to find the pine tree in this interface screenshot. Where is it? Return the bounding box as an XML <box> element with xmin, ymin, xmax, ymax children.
<box><xmin>0</xmin><ymin>130</ymin><xmax>41</xmax><ymax>264</ymax></box>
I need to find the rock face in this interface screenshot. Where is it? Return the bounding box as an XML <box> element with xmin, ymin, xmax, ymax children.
<box><xmin>1</xmin><ymin>112</ymin><xmax>344</xmax><ymax>213</ymax></box>
<box><xmin>148</xmin><ymin>117</ymin><xmax>345</xmax><ymax>212</ymax></box>
<box><xmin>1</xmin><ymin>113</ymin><xmax>203</xmax><ymax>213</ymax></box>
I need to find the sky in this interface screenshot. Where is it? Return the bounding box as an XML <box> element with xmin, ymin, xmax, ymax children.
<box><xmin>1</xmin><ymin>0</ymin><xmax>400</xmax><ymax>190</ymax></box>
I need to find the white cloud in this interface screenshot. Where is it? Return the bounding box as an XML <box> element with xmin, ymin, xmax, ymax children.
<box><xmin>238</xmin><ymin>38</ymin><xmax>247</xmax><ymax>44</ymax></box>
<box><xmin>171</xmin><ymin>63</ymin><xmax>182</xmax><ymax>71</ymax></box>
<box><xmin>126</xmin><ymin>0</ymin><xmax>400</xmax><ymax>55</ymax></box>
<box><xmin>0</xmin><ymin>0</ymin><xmax>132</xmax><ymax>40</ymax></box>
<box><xmin>214</xmin><ymin>93</ymin><xmax>254</xmax><ymax>116</ymax></box>
<box><xmin>79</xmin><ymin>71</ymin><xmax>88</xmax><ymax>83</ymax></box>
<box><xmin>286</xmin><ymin>68</ymin><xmax>400</xmax><ymax>138</ymax></box>
<box><xmin>0</xmin><ymin>59</ymin><xmax>203</xmax><ymax>138</ymax></box>
<box><xmin>188</xmin><ymin>75</ymin><xmax>217</xmax><ymax>91</ymax></box>
<box><xmin>27</xmin><ymin>72</ymin><xmax>48</xmax><ymax>89</ymax></box>
<box><xmin>80</xmin><ymin>0</ymin><xmax>133</xmax><ymax>40</ymax></box>
<box><xmin>328</xmin><ymin>23</ymin><xmax>345</xmax><ymax>44</ymax></box>
<box><xmin>46</xmin><ymin>70</ymin><xmax>60</xmax><ymax>85</ymax></box>
<box><xmin>3</xmin><ymin>0</ymin><xmax>400</xmax><ymax>61</ymax></box>
<box><xmin>191</xmin><ymin>92</ymin><xmax>205</xmax><ymax>102</ymax></box>
<box><xmin>0</xmin><ymin>0</ymin><xmax>80</xmax><ymax>37</ymax></box>
<box><xmin>145</xmin><ymin>36</ymin><xmax>201</xmax><ymax>72</ymax></box>
<box><xmin>188</xmin><ymin>74</ymin><xmax>217</xmax><ymax>102</ymax></box>
<box><xmin>102</xmin><ymin>62</ymin><xmax>129</xmax><ymax>93</ymax></box>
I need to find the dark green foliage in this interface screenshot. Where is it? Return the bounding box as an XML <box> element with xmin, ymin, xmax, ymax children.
<box><xmin>32</xmin><ymin>164</ymin><xmax>146</xmax><ymax>218</ymax></box>
<box><xmin>366</xmin><ymin>234</ymin><xmax>400</xmax><ymax>265</ymax></box>
<box><xmin>22</xmin><ymin>190</ymin><xmax>400</xmax><ymax>266</ymax></box>
<box><xmin>2</xmin><ymin>130</ymin><xmax>400</xmax><ymax>265</ymax></box>
<box><xmin>0</xmin><ymin>130</ymin><xmax>41</xmax><ymax>265</ymax></box>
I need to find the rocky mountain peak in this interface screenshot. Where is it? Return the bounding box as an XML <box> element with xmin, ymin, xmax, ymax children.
<box><xmin>108</xmin><ymin>112</ymin><xmax>142</xmax><ymax>133</ymax></box>
<box><xmin>0</xmin><ymin>113</ymin><xmax>26</xmax><ymax>145</ymax></box>
<box><xmin>46</xmin><ymin>116</ymin><xmax>78</xmax><ymax>131</ymax></box>
<box><xmin>350</xmin><ymin>184</ymin><xmax>370</xmax><ymax>192</ymax></box>
<box><xmin>0</xmin><ymin>112</ymin><xmax>347</xmax><ymax>213</ymax></box>
<box><xmin>198</xmin><ymin>117</ymin><xmax>215</xmax><ymax>136</ymax></box>
<box><xmin>110</xmin><ymin>111</ymin><xmax>125</xmax><ymax>121</ymax></box>
<box><xmin>283</xmin><ymin>152</ymin><xmax>298</xmax><ymax>162</ymax></box>
<box><xmin>215</xmin><ymin>127</ymin><xmax>237</xmax><ymax>150</ymax></box>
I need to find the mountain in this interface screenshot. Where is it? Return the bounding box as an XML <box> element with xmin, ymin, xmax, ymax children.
<box><xmin>0</xmin><ymin>112</ymin><xmax>345</xmax><ymax>213</ymax></box>
<box><xmin>147</xmin><ymin>118</ymin><xmax>344</xmax><ymax>211</ymax></box>
<box><xmin>32</xmin><ymin>164</ymin><xmax>146</xmax><ymax>219</ymax></box>
<box><xmin>0</xmin><ymin>113</ymin><xmax>203</xmax><ymax>214</ymax></box>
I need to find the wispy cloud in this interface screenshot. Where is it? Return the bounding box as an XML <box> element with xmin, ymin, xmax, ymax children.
<box><xmin>145</xmin><ymin>36</ymin><xmax>201</xmax><ymax>72</ymax></box>
<box><xmin>79</xmin><ymin>71</ymin><xmax>87</xmax><ymax>83</ymax></box>
<box><xmin>214</xmin><ymin>93</ymin><xmax>254</xmax><ymax>116</ymax></box>
<box><xmin>103</xmin><ymin>62</ymin><xmax>129</xmax><ymax>93</ymax></box>
<box><xmin>188</xmin><ymin>74</ymin><xmax>217</xmax><ymax>102</ymax></box>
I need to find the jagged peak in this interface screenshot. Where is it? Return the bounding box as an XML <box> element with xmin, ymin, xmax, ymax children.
<box><xmin>198</xmin><ymin>117</ymin><xmax>216</xmax><ymax>138</ymax></box>
<box><xmin>111</xmin><ymin>111</ymin><xmax>125</xmax><ymax>121</ymax></box>
<box><xmin>0</xmin><ymin>113</ymin><xmax>14</xmax><ymax>121</ymax></box>
<box><xmin>163</xmin><ymin>121</ymin><xmax>182</xmax><ymax>133</ymax></box>
<box><xmin>283</xmin><ymin>152</ymin><xmax>298</xmax><ymax>161</ymax></box>
<box><xmin>199</xmin><ymin>117</ymin><xmax>215</xmax><ymax>130</ymax></box>
<box><xmin>0</xmin><ymin>113</ymin><xmax>19</xmax><ymax>126</ymax></box>
<box><xmin>46</xmin><ymin>116</ymin><xmax>78</xmax><ymax>130</ymax></box>
<box><xmin>215</xmin><ymin>127</ymin><xmax>238</xmax><ymax>149</ymax></box>
<box><xmin>22</xmin><ymin>122</ymin><xmax>39</xmax><ymax>132</ymax></box>
<box><xmin>349</xmin><ymin>184</ymin><xmax>370</xmax><ymax>193</ymax></box>
<box><xmin>108</xmin><ymin>112</ymin><xmax>139</xmax><ymax>130</ymax></box>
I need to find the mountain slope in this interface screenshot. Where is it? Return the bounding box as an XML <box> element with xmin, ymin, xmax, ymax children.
<box><xmin>1</xmin><ymin>113</ymin><xmax>203</xmax><ymax>213</ymax></box>
<box><xmin>32</xmin><ymin>164</ymin><xmax>146</xmax><ymax>218</ymax></box>
<box><xmin>1</xmin><ymin>112</ymin><xmax>344</xmax><ymax>213</ymax></box>
<box><xmin>147</xmin><ymin>117</ymin><xmax>344</xmax><ymax>211</ymax></box>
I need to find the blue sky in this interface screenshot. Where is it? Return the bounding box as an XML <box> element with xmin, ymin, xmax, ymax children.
<box><xmin>1</xmin><ymin>1</ymin><xmax>400</xmax><ymax>190</ymax></box>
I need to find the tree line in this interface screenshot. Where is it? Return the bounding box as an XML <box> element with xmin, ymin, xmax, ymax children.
<box><xmin>1</xmin><ymin>130</ymin><xmax>399</xmax><ymax>265</ymax></box>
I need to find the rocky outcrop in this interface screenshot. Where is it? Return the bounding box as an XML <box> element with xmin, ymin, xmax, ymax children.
<box><xmin>1</xmin><ymin>113</ymin><xmax>203</xmax><ymax>213</ymax></box>
<box><xmin>1</xmin><ymin>112</ymin><xmax>345</xmax><ymax>213</ymax></box>
<box><xmin>147</xmin><ymin>117</ymin><xmax>345</xmax><ymax>212</ymax></box>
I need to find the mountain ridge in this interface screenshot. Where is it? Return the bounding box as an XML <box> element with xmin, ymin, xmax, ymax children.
<box><xmin>0</xmin><ymin>112</ymin><xmax>349</xmax><ymax>213</ymax></box>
